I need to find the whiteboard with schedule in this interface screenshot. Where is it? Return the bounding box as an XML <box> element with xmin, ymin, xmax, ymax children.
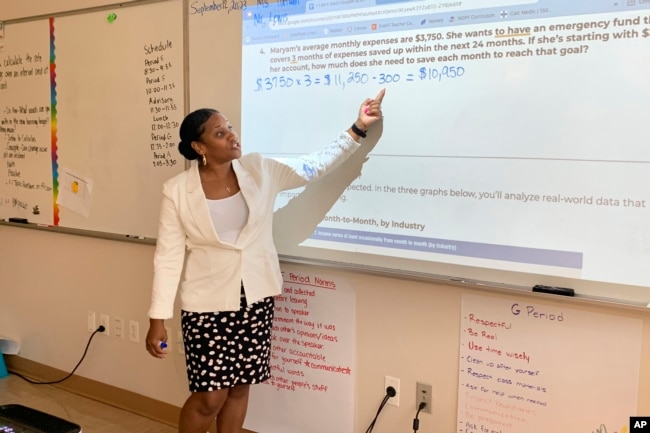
<box><xmin>0</xmin><ymin>0</ymin><xmax>184</xmax><ymax>239</ymax></box>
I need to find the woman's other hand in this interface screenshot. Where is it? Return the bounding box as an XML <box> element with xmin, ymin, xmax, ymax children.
<box><xmin>145</xmin><ymin>318</ymin><xmax>168</xmax><ymax>359</ymax></box>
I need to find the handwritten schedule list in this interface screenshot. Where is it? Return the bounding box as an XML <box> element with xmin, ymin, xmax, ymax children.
<box><xmin>245</xmin><ymin>265</ymin><xmax>354</xmax><ymax>433</ymax></box>
<box><xmin>458</xmin><ymin>294</ymin><xmax>642</xmax><ymax>433</ymax></box>
<box><xmin>143</xmin><ymin>39</ymin><xmax>180</xmax><ymax>170</ymax></box>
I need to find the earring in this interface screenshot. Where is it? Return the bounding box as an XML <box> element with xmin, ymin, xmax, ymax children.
<box><xmin>201</xmin><ymin>154</ymin><xmax>207</xmax><ymax>166</ymax></box>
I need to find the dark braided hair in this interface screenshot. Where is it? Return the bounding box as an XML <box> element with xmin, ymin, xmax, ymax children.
<box><xmin>177</xmin><ymin>108</ymin><xmax>220</xmax><ymax>160</ymax></box>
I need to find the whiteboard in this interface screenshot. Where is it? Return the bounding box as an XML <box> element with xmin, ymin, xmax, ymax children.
<box><xmin>0</xmin><ymin>20</ymin><xmax>52</xmax><ymax>226</ymax></box>
<box><xmin>0</xmin><ymin>0</ymin><xmax>185</xmax><ymax>239</ymax></box>
<box><xmin>187</xmin><ymin>0</ymin><xmax>650</xmax><ymax>305</ymax></box>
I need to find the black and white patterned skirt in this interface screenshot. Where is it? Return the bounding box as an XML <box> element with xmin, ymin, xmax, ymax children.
<box><xmin>181</xmin><ymin>290</ymin><xmax>274</xmax><ymax>392</ymax></box>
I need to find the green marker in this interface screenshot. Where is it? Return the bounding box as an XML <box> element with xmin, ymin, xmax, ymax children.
<box><xmin>107</xmin><ymin>13</ymin><xmax>117</xmax><ymax>23</ymax></box>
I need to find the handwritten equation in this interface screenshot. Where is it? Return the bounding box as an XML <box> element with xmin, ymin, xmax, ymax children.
<box><xmin>253</xmin><ymin>65</ymin><xmax>466</xmax><ymax>91</ymax></box>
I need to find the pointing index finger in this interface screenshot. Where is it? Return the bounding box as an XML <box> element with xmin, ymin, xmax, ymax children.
<box><xmin>374</xmin><ymin>88</ymin><xmax>386</xmax><ymax>103</ymax></box>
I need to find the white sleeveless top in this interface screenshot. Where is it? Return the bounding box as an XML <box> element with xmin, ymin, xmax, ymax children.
<box><xmin>206</xmin><ymin>191</ymin><xmax>249</xmax><ymax>244</ymax></box>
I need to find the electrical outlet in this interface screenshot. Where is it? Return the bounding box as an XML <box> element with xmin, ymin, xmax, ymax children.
<box><xmin>385</xmin><ymin>375</ymin><xmax>400</xmax><ymax>406</ymax></box>
<box><xmin>113</xmin><ymin>317</ymin><xmax>125</xmax><ymax>339</ymax></box>
<box><xmin>416</xmin><ymin>382</ymin><xmax>432</xmax><ymax>414</ymax></box>
<box><xmin>129</xmin><ymin>320</ymin><xmax>140</xmax><ymax>343</ymax></box>
<box><xmin>87</xmin><ymin>311</ymin><xmax>96</xmax><ymax>332</ymax></box>
<box><xmin>99</xmin><ymin>314</ymin><xmax>110</xmax><ymax>336</ymax></box>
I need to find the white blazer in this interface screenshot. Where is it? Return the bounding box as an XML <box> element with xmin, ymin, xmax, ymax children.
<box><xmin>148</xmin><ymin>131</ymin><xmax>361</xmax><ymax>319</ymax></box>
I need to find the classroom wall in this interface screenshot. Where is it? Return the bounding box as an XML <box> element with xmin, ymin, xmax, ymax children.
<box><xmin>3</xmin><ymin>224</ymin><xmax>650</xmax><ymax>433</ymax></box>
<box><xmin>2</xmin><ymin>2</ymin><xmax>650</xmax><ymax>433</ymax></box>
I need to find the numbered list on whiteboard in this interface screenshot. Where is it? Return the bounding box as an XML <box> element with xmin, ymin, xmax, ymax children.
<box><xmin>143</xmin><ymin>40</ymin><xmax>180</xmax><ymax>169</ymax></box>
<box><xmin>245</xmin><ymin>265</ymin><xmax>355</xmax><ymax>433</ymax></box>
<box><xmin>458</xmin><ymin>294</ymin><xmax>642</xmax><ymax>433</ymax></box>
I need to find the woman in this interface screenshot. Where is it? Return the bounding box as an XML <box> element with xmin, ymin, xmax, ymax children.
<box><xmin>145</xmin><ymin>88</ymin><xmax>385</xmax><ymax>433</ymax></box>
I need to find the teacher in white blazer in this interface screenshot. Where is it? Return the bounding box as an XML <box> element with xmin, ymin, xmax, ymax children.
<box><xmin>145</xmin><ymin>88</ymin><xmax>385</xmax><ymax>433</ymax></box>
